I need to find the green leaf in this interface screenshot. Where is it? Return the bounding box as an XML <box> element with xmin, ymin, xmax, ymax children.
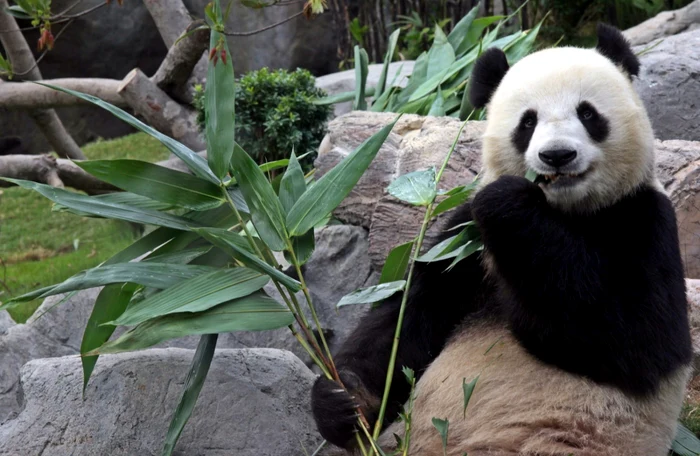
<box><xmin>77</xmin><ymin>160</ymin><xmax>224</xmax><ymax>211</ymax></box>
<box><xmin>431</xmin><ymin>417</ymin><xmax>449</xmax><ymax>456</ymax></box>
<box><xmin>54</xmin><ymin>192</ymin><xmax>178</xmax><ymax>215</ymax></box>
<box><xmin>1</xmin><ymin>179</ymin><xmax>203</xmax><ymax>231</ymax></box>
<box><xmin>672</xmin><ymin>423</ymin><xmax>700</xmax><ymax>456</ymax></box>
<box><xmin>337</xmin><ymin>280</ymin><xmax>406</xmax><ymax>307</ymax></box>
<box><xmin>387</xmin><ymin>168</ymin><xmax>437</xmax><ymax>206</ymax></box>
<box><xmin>113</xmin><ymin>268</ymin><xmax>269</xmax><ymax>326</ymax></box>
<box><xmin>230</xmin><ymin>143</ymin><xmax>288</xmax><ymax>251</ymax></box>
<box><xmin>402</xmin><ymin>366</ymin><xmax>415</xmax><ymax>384</ymax></box>
<box><xmin>374</xmin><ymin>29</ymin><xmax>401</xmax><ymax>101</ymax></box>
<box><xmin>427</xmin><ymin>24</ymin><xmax>456</xmax><ymax>80</ymax></box>
<box><xmin>525</xmin><ymin>168</ymin><xmax>538</xmax><ymax>182</ymax></box>
<box><xmin>445</xmin><ymin>240</ymin><xmax>483</xmax><ymax>271</ymax></box>
<box><xmin>142</xmin><ymin>247</ymin><xmax>212</xmax><ymax>264</ymax></box>
<box><xmin>460</xmin><ymin>16</ymin><xmax>505</xmax><ymax>55</ymax></box>
<box><xmin>506</xmin><ymin>17</ymin><xmax>546</xmax><ymax>64</ymax></box>
<box><xmin>279</xmin><ymin>153</ymin><xmax>306</xmax><ymax>214</ymax></box>
<box><xmin>81</xmin><ymin>283</ymin><xmax>138</xmax><ymax>393</ymax></box>
<box><xmin>285</xmin><ymin>231</ymin><xmax>315</xmax><ymax>266</ymax></box>
<box><xmin>379</xmin><ymin>241</ymin><xmax>413</xmax><ymax>284</ymax></box>
<box><xmin>462</xmin><ymin>376</ymin><xmax>479</xmax><ymax>418</ymax></box>
<box><xmin>286</xmin><ymin>116</ymin><xmax>400</xmax><ymax>236</ymax></box>
<box><xmin>313</xmin><ymin>87</ymin><xmax>375</xmax><ymax>106</ymax></box>
<box><xmin>5</xmin><ymin>5</ymin><xmax>31</xmax><ymax>18</ymax></box>
<box><xmin>0</xmin><ymin>263</ymin><xmax>215</xmax><ymax>309</ymax></box>
<box><xmin>353</xmin><ymin>46</ymin><xmax>369</xmax><ymax>110</ymax></box>
<box><xmin>193</xmin><ymin>227</ymin><xmax>301</xmax><ymax>291</ymax></box>
<box><xmin>162</xmin><ymin>334</ymin><xmax>218</xmax><ymax>456</ymax></box>
<box><xmin>428</xmin><ymin>88</ymin><xmax>446</xmax><ymax>117</ymax></box>
<box><xmin>258</xmin><ymin>158</ymin><xmax>290</xmax><ymax>174</ymax></box>
<box><xmin>205</xmin><ymin>30</ymin><xmax>236</xmax><ymax>180</ymax></box>
<box><xmin>447</xmin><ymin>6</ymin><xmax>479</xmax><ymax>54</ymax></box>
<box><xmin>431</xmin><ymin>184</ymin><xmax>477</xmax><ymax>218</ymax></box>
<box><xmin>86</xmin><ymin>293</ymin><xmax>294</xmax><ymax>355</ymax></box>
<box><xmin>34</xmin><ymin>83</ymin><xmax>217</xmax><ymax>183</ymax></box>
<box><xmin>415</xmin><ymin>228</ymin><xmax>472</xmax><ymax>263</ymax></box>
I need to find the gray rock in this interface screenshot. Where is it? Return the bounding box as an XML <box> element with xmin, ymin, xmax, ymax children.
<box><xmin>316</xmin><ymin>61</ymin><xmax>416</xmax><ymax>117</ymax></box>
<box><xmin>634</xmin><ymin>28</ymin><xmax>700</xmax><ymax>142</ymax></box>
<box><xmin>624</xmin><ymin>0</ymin><xmax>700</xmax><ymax>46</ymax></box>
<box><xmin>0</xmin><ymin>311</ymin><xmax>14</xmax><ymax>334</ymax></box>
<box><xmin>687</xmin><ymin>279</ymin><xmax>700</xmax><ymax>372</ymax></box>
<box><xmin>0</xmin><ymin>348</ymin><xmax>321</xmax><ymax>456</ymax></box>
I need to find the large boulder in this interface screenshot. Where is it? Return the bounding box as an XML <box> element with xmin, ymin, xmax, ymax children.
<box><xmin>0</xmin><ymin>348</ymin><xmax>321</xmax><ymax>455</ymax></box>
<box><xmin>623</xmin><ymin>0</ymin><xmax>700</xmax><ymax>46</ymax></box>
<box><xmin>317</xmin><ymin>112</ymin><xmax>700</xmax><ymax>275</ymax></box>
<box><xmin>634</xmin><ymin>28</ymin><xmax>700</xmax><ymax>142</ymax></box>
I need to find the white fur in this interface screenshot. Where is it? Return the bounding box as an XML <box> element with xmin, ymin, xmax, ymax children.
<box><xmin>480</xmin><ymin>46</ymin><xmax>656</xmax><ymax>213</ymax></box>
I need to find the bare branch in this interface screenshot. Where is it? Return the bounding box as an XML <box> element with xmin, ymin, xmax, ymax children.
<box><xmin>0</xmin><ymin>0</ymin><xmax>85</xmax><ymax>160</ymax></box>
<box><xmin>0</xmin><ymin>151</ymin><xmax>207</xmax><ymax>195</ymax></box>
<box><xmin>223</xmin><ymin>10</ymin><xmax>304</xmax><ymax>36</ymax></box>
<box><xmin>118</xmin><ymin>68</ymin><xmax>205</xmax><ymax>151</ymax></box>
<box><xmin>152</xmin><ymin>25</ymin><xmax>210</xmax><ymax>102</ymax></box>
<box><xmin>142</xmin><ymin>0</ymin><xmax>193</xmax><ymax>48</ymax></box>
<box><xmin>0</xmin><ymin>78</ymin><xmax>126</xmax><ymax>109</ymax></box>
<box><xmin>12</xmin><ymin>19</ymin><xmax>75</xmax><ymax>78</ymax></box>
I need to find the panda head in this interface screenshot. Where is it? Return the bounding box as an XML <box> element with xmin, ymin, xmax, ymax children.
<box><xmin>469</xmin><ymin>24</ymin><xmax>656</xmax><ymax>213</ymax></box>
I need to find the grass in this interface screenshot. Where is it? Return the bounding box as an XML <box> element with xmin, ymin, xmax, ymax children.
<box><xmin>0</xmin><ymin>133</ymin><xmax>169</xmax><ymax>323</ymax></box>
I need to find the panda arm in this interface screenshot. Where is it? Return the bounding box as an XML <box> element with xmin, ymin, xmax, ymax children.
<box><xmin>311</xmin><ymin>202</ymin><xmax>486</xmax><ymax>447</ymax></box>
<box><xmin>471</xmin><ymin>176</ymin><xmax>691</xmax><ymax>395</ymax></box>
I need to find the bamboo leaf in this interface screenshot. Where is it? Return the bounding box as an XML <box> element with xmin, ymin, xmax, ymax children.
<box><xmin>506</xmin><ymin>17</ymin><xmax>546</xmax><ymax>64</ymax></box>
<box><xmin>374</xmin><ymin>29</ymin><xmax>401</xmax><ymax>101</ymax></box>
<box><xmin>54</xmin><ymin>192</ymin><xmax>178</xmax><ymax>216</ymax></box>
<box><xmin>193</xmin><ymin>227</ymin><xmax>301</xmax><ymax>291</ymax></box>
<box><xmin>379</xmin><ymin>241</ymin><xmax>413</xmax><ymax>284</ymax></box>
<box><xmin>353</xmin><ymin>46</ymin><xmax>370</xmax><ymax>110</ymax></box>
<box><xmin>337</xmin><ymin>280</ymin><xmax>406</xmax><ymax>307</ymax></box>
<box><xmin>312</xmin><ymin>87</ymin><xmax>375</xmax><ymax>106</ymax></box>
<box><xmin>77</xmin><ymin>160</ymin><xmax>224</xmax><ymax>211</ymax></box>
<box><xmin>460</xmin><ymin>16</ymin><xmax>505</xmax><ymax>55</ymax></box>
<box><xmin>431</xmin><ymin>184</ymin><xmax>477</xmax><ymax>218</ymax></box>
<box><xmin>387</xmin><ymin>168</ymin><xmax>437</xmax><ymax>206</ymax></box>
<box><xmin>86</xmin><ymin>293</ymin><xmax>294</xmax><ymax>355</ymax></box>
<box><xmin>286</xmin><ymin>116</ymin><xmax>400</xmax><ymax>236</ymax></box>
<box><xmin>162</xmin><ymin>334</ymin><xmax>218</xmax><ymax>456</ymax></box>
<box><xmin>1</xmin><ymin>179</ymin><xmax>203</xmax><ymax>231</ymax></box>
<box><xmin>113</xmin><ymin>268</ymin><xmax>269</xmax><ymax>326</ymax></box>
<box><xmin>205</xmin><ymin>28</ymin><xmax>236</xmax><ymax>180</ymax></box>
<box><xmin>34</xmin><ymin>83</ymin><xmax>217</xmax><ymax>183</ymax></box>
<box><xmin>445</xmin><ymin>240</ymin><xmax>484</xmax><ymax>271</ymax></box>
<box><xmin>0</xmin><ymin>263</ymin><xmax>214</xmax><ymax>309</ymax></box>
<box><xmin>428</xmin><ymin>88</ymin><xmax>446</xmax><ymax>117</ymax></box>
<box><xmin>279</xmin><ymin>152</ymin><xmax>306</xmax><ymax>214</ymax></box>
<box><xmin>462</xmin><ymin>376</ymin><xmax>479</xmax><ymax>418</ymax></box>
<box><xmin>427</xmin><ymin>24</ymin><xmax>455</xmax><ymax>80</ymax></box>
<box><xmin>447</xmin><ymin>5</ymin><xmax>479</xmax><ymax>54</ymax></box>
<box><xmin>431</xmin><ymin>418</ymin><xmax>449</xmax><ymax>456</ymax></box>
<box><xmin>672</xmin><ymin>423</ymin><xmax>700</xmax><ymax>456</ymax></box>
<box><xmin>230</xmin><ymin>143</ymin><xmax>288</xmax><ymax>251</ymax></box>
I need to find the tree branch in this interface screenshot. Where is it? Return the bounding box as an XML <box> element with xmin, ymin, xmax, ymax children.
<box><xmin>0</xmin><ymin>151</ymin><xmax>207</xmax><ymax>195</ymax></box>
<box><xmin>223</xmin><ymin>10</ymin><xmax>304</xmax><ymax>36</ymax></box>
<box><xmin>142</xmin><ymin>0</ymin><xmax>193</xmax><ymax>48</ymax></box>
<box><xmin>0</xmin><ymin>78</ymin><xmax>126</xmax><ymax>109</ymax></box>
<box><xmin>0</xmin><ymin>0</ymin><xmax>85</xmax><ymax>160</ymax></box>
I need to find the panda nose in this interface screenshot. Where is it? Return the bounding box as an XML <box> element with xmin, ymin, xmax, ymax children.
<box><xmin>538</xmin><ymin>149</ymin><xmax>577</xmax><ymax>168</ymax></box>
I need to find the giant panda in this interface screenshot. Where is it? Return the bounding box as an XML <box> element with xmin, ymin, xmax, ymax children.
<box><xmin>311</xmin><ymin>24</ymin><xmax>693</xmax><ymax>456</ymax></box>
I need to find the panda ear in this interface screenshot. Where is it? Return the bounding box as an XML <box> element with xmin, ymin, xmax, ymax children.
<box><xmin>469</xmin><ymin>47</ymin><xmax>510</xmax><ymax>109</ymax></box>
<box><xmin>595</xmin><ymin>23</ymin><xmax>640</xmax><ymax>78</ymax></box>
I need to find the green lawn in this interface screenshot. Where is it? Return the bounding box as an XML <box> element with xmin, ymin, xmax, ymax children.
<box><xmin>0</xmin><ymin>133</ymin><xmax>169</xmax><ymax>323</ymax></box>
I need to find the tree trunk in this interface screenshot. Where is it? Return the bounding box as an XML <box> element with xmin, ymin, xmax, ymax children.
<box><xmin>0</xmin><ymin>0</ymin><xmax>85</xmax><ymax>160</ymax></box>
<box><xmin>0</xmin><ymin>78</ymin><xmax>126</xmax><ymax>109</ymax></box>
<box><xmin>118</xmin><ymin>68</ymin><xmax>205</xmax><ymax>151</ymax></box>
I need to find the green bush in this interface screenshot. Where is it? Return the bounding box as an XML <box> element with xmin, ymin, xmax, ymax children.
<box><xmin>194</xmin><ymin>68</ymin><xmax>332</xmax><ymax>170</ymax></box>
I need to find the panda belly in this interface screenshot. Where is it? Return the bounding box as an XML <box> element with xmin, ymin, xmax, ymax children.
<box><xmin>381</xmin><ymin>323</ymin><xmax>689</xmax><ymax>456</ymax></box>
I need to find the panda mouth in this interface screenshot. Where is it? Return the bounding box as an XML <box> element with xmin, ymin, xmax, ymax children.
<box><xmin>534</xmin><ymin>170</ymin><xmax>589</xmax><ymax>188</ymax></box>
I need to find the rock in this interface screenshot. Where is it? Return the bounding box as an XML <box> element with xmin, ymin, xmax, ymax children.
<box><xmin>624</xmin><ymin>0</ymin><xmax>700</xmax><ymax>46</ymax></box>
<box><xmin>0</xmin><ymin>311</ymin><xmax>14</xmax><ymax>334</ymax></box>
<box><xmin>0</xmin><ymin>348</ymin><xmax>321</xmax><ymax>455</ymax></box>
<box><xmin>687</xmin><ymin>279</ymin><xmax>700</xmax><ymax>373</ymax></box>
<box><xmin>315</xmin><ymin>61</ymin><xmax>416</xmax><ymax>117</ymax></box>
<box><xmin>634</xmin><ymin>28</ymin><xmax>700</xmax><ymax>142</ymax></box>
<box><xmin>318</xmin><ymin>112</ymin><xmax>700</xmax><ymax>275</ymax></box>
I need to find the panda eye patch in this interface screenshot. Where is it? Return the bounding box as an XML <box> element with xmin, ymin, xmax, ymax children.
<box><xmin>576</xmin><ymin>101</ymin><xmax>609</xmax><ymax>142</ymax></box>
<box><xmin>511</xmin><ymin>109</ymin><xmax>538</xmax><ymax>154</ymax></box>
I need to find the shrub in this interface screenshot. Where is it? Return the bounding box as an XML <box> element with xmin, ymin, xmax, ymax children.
<box><xmin>194</xmin><ymin>68</ymin><xmax>332</xmax><ymax>170</ymax></box>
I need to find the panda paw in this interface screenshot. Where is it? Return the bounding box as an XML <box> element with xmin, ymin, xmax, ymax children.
<box><xmin>311</xmin><ymin>373</ymin><xmax>365</xmax><ymax>448</ymax></box>
<box><xmin>472</xmin><ymin>175</ymin><xmax>545</xmax><ymax>224</ymax></box>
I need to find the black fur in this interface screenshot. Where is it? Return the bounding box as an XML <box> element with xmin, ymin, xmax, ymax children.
<box><xmin>511</xmin><ymin>109</ymin><xmax>538</xmax><ymax>154</ymax></box>
<box><xmin>596</xmin><ymin>23</ymin><xmax>640</xmax><ymax>78</ymax></box>
<box><xmin>469</xmin><ymin>47</ymin><xmax>510</xmax><ymax>109</ymax></box>
<box><xmin>577</xmin><ymin>101</ymin><xmax>610</xmax><ymax>142</ymax></box>
<box><xmin>311</xmin><ymin>175</ymin><xmax>691</xmax><ymax>446</ymax></box>
<box><xmin>471</xmin><ymin>176</ymin><xmax>691</xmax><ymax>396</ymax></box>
